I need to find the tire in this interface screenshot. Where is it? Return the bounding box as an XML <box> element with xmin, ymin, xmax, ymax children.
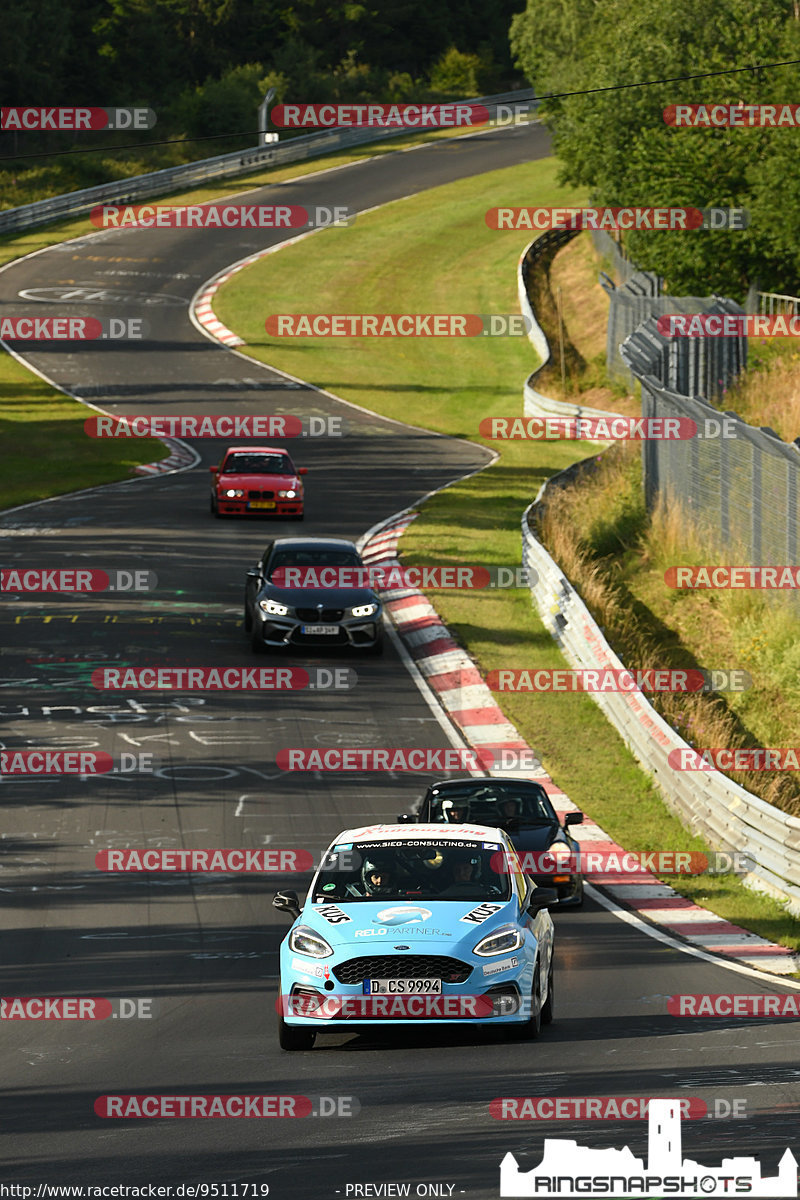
<box><xmin>573</xmin><ymin>879</ymin><xmax>584</xmax><ymax>909</ymax></box>
<box><xmin>210</xmin><ymin>495</ymin><xmax>221</xmax><ymax>517</ymax></box>
<box><xmin>291</xmin><ymin>511</ymin><xmax>304</xmax><ymax>521</ymax></box>
<box><xmin>506</xmin><ymin>967</ymin><xmax>542</xmax><ymax>1041</ymax></box>
<box><xmin>244</xmin><ymin>604</ymin><xmax>252</xmax><ymax>633</ymax></box>
<box><xmin>541</xmin><ymin>961</ymin><xmax>554</xmax><ymax>1025</ymax></box>
<box><xmin>366</xmin><ymin>637</ymin><xmax>384</xmax><ymax>657</ymax></box>
<box><xmin>278</xmin><ymin>1016</ymin><xmax>316</xmax><ymax>1051</ymax></box>
<box><xmin>250</xmin><ymin>624</ymin><xmax>264</xmax><ymax>654</ymax></box>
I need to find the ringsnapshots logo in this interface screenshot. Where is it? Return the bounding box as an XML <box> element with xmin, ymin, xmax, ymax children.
<box><xmin>0</xmin><ymin>107</ymin><xmax>156</xmax><ymax>131</ymax></box>
<box><xmin>0</xmin><ymin>316</ymin><xmax>147</xmax><ymax>341</ymax></box>
<box><xmin>91</xmin><ymin>204</ymin><xmax>352</xmax><ymax>229</ymax></box>
<box><xmin>265</xmin><ymin>314</ymin><xmax>531</xmax><ymax>337</ymax></box>
<box><xmin>83</xmin><ymin>414</ymin><xmax>344</xmax><ymax>438</ymax></box>
<box><xmin>664</xmin><ymin>103</ymin><xmax>800</xmax><ymax>127</ymax></box>
<box><xmin>90</xmin><ymin>666</ymin><xmax>356</xmax><ymax>692</ymax></box>
<box><xmin>498</xmin><ymin>1098</ymin><xmax>797</xmax><ymax>1197</ymax></box>
<box><xmin>1</xmin><ymin>997</ymin><xmax>155</xmax><ymax>1019</ymax></box>
<box><xmin>487</xmin><ymin>668</ymin><xmax>751</xmax><ymax>693</ymax></box>
<box><xmin>1</xmin><ymin>568</ymin><xmax>156</xmax><ymax>593</ymax></box>
<box><xmin>485</xmin><ymin>207</ymin><xmax>747</xmax><ymax>231</ymax></box>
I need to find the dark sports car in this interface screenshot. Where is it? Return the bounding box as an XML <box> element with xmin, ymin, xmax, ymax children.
<box><xmin>399</xmin><ymin>778</ymin><xmax>584</xmax><ymax>907</ymax></box>
<box><xmin>244</xmin><ymin>537</ymin><xmax>383</xmax><ymax>654</ymax></box>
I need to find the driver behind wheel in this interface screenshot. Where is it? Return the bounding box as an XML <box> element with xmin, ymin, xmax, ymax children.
<box><xmin>361</xmin><ymin>855</ymin><xmax>395</xmax><ymax>896</ymax></box>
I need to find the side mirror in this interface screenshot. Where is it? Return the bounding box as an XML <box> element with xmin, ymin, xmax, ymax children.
<box><xmin>273</xmin><ymin>890</ymin><xmax>301</xmax><ymax>919</ymax></box>
<box><xmin>396</xmin><ymin>813</ymin><xmax>412</xmax><ymax>823</ymax></box>
<box><xmin>246</xmin><ymin>569</ymin><xmax>262</xmax><ymax>580</ymax></box>
<box><xmin>526</xmin><ymin>887</ymin><xmax>558</xmax><ymax>913</ymax></box>
<box><xmin>297</xmin><ymin>467</ymin><xmax>308</xmax><ymax>476</ymax></box>
<box><xmin>209</xmin><ymin>465</ymin><xmax>219</xmax><ymax>473</ymax></box>
<box><xmin>564</xmin><ymin>812</ymin><xmax>584</xmax><ymax>826</ymax></box>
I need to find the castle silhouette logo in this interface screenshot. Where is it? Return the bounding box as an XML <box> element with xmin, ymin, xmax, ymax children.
<box><xmin>500</xmin><ymin>1098</ymin><xmax>797</xmax><ymax>1197</ymax></box>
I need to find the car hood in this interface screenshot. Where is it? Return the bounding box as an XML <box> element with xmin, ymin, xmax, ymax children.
<box><xmin>218</xmin><ymin>472</ymin><xmax>299</xmax><ymax>488</ymax></box>
<box><xmin>506</xmin><ymin>823</ymin><xmax>562</xmax><ymax>852</ymax></box>
<box><xmin>262</xmin><ymin>583</ymin><xmax>379</xmax><ymax>606</ymax></box>
<box><xmin>296</xmin><ymin>898</ymin><xmax>516</xmax><ymax>951</ymax></box>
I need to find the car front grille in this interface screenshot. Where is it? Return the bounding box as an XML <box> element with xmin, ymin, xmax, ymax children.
<box><xmin>296</xmin><ymin>608</ymin><xmax>345</xmax><ymax>622</ymax></box>
<box><xmin>248</xmin><ymin>490</ymin><xmax>275</xmax><ymax>499</ymax></box>
<box><xmin>333</xmin><ymin>955</ymin><xmax>472</xmax><ymax>985</ymax></box>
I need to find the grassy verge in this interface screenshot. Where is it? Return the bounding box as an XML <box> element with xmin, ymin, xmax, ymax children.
<box><xmin>0</xmin><ymin>123</ymin><xmax>497</xmax><ymax>510</ymax></box>
<box><xmin>214</xmin><ymin>155</ymin><xmax>800</xmax><ymax>955</ymax></box>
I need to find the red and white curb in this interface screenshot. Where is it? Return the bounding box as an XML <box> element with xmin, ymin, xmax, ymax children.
<box><xmin>362</xmin><ymin>515</ymin><xmax>799</xmax><ymax>977</ymax></box>
<box><xmin>194</xmin><ymin>265</ymin><xmax>246</xmax><ymax>347</ymax></box>
<box><xmin>133</xmin><ymin>437</ymin><xmax>199</xmax><ymax>476</ymax></box>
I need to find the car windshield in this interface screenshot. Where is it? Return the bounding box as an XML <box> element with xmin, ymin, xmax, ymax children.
<box><xmin>223</xmin><ymin>454</ymin><xmax>293</xmax><ymax>475</ymax></box>
<box><xmin>311</xmin><ymin>839</ymin><xmax>512</xmax><ymax>903</ymax></box>
<box><xmin>267</xmin><ymin>549</ymin><xmax>361</xmax><ymax>577</ymax></box>
<box><xmin>429</xmin><ymin>783</ymin><xmax>557</xmax><ymax>826</ymax></box>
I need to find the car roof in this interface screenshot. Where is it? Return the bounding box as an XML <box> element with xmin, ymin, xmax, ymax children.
<box><xmin>331</xmin><ymin>823</ymin><xmax>511</xmax><ymax>845</ymax></box>
<box><xmin>270</xmin><ymin>536</ymin><xmax>358</xmax><ymax>551</ymax></box>
<box><xmin>427</xmin><ymin>778</ymin><xmax>549</xmax><ymax>792</ymax></box>
<box><xmin>222</xmin><ymin>445</ymin><xmax>293</xmax><ymax>456</ymax></box>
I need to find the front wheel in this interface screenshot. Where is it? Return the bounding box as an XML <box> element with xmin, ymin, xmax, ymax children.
<box><xmin>366</xmin><ymin>637</ymin><xmax>384</xmax><ymax>657</ymax></box>
<box><xmin>278</xmin><ymin>1017</ymin><xmax>316</xmax><ymax>1051</ymax></box>
<box><xmin>243</xmin><ymin>604</ymin><xmax>253</xmax><ymax>633</ymax></box>
<box><xmin>541</xmin><ymin>961</ymin><xmax>554</xmax><ymax>1025</ymax></box>
<box><xmin>506</xmin><ymin>969</ymin><xmax>541</xmax><ymax>1041</ymax></box>
<box><xmin>250</xmin><ymin>624</ymin><xmax>264</xmax><ymax>654</ymax></box>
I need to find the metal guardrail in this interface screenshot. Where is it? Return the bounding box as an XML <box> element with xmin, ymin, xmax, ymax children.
<box><xmin>0</xmin><ymin>90</ymin><xmax>537</xmax><ymax>236</ymax></box>
<box><xmin>518</xmin><ymin>227</ymin><xmax>629</xmax><ymax>426</ymax></box>
<box><xmin>518</xmin><ymin>229</ymin><xmax>800</xmax><ymax>916</ymax></box>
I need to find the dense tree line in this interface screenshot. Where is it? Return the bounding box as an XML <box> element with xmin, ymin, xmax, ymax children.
<box><xmin>510</xmin><ymin>0</ymin><xmax>800</xmax><ymax>298</ymax></box>
<box><xmin>0</xmin><ymin>0</ymin><xmax>525</xmax><ymax>152</ymax></box>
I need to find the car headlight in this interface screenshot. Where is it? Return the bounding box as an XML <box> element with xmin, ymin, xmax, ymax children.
<box><xmin>277</xmin><ymin>489</ymin><xmax>298</xmax><ymax>499</ymax></box>
<box><xmin>260</xmin><ymin>598</ymin><xmax>289</xmax><ymax>616</ymax></box>
<box><xmin>289</xmin><ymin>926</ymin><xmax>333</xmax><ymax>958</ymax></box>
<box><xmin>351</xmin><ymin>603</ymin><xmax>378</xmax><ymax>618</ymax></box>
<box><xmin>224</xmin><ymin>488</ymin><xmax>245</xmax><ymax>498</ymax></box>
<box><xmin>473</xmin><ymin>925</ymin><xmax>525</xmax><ymax>957</ymax></box>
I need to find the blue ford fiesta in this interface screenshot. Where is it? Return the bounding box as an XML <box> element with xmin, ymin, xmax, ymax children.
<box><xmin>273</xmin><ymin>823</ymin><xmax>557</xmax><ymax>1050</ymax></box>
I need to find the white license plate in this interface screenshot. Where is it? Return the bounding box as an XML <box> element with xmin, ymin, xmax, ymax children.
<box><xmin>365</xmin><ymin>978</ymin><xmax>442</xmax><ymax>995</ymax></box>
<box><xmin>301</xmin><ymin>624</ymin><xmax>339</xmax><ymax>635</ymax></box>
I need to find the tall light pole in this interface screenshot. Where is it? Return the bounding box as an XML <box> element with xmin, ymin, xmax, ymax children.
<box><xmin>259</xmin><ymin>88</ymin><xmax>279</xmax><ymax>145</ymax></box>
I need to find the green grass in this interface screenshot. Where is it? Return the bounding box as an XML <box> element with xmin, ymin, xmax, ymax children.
<box><xmin>0</xmin><ymin>123</ymin><xmax>520</xmax><ymax>511</ymax></box>
<box><xmin>215</xmin><ymin>154</ymin><xmax>800</xmax><ymax>958</ymax></box>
